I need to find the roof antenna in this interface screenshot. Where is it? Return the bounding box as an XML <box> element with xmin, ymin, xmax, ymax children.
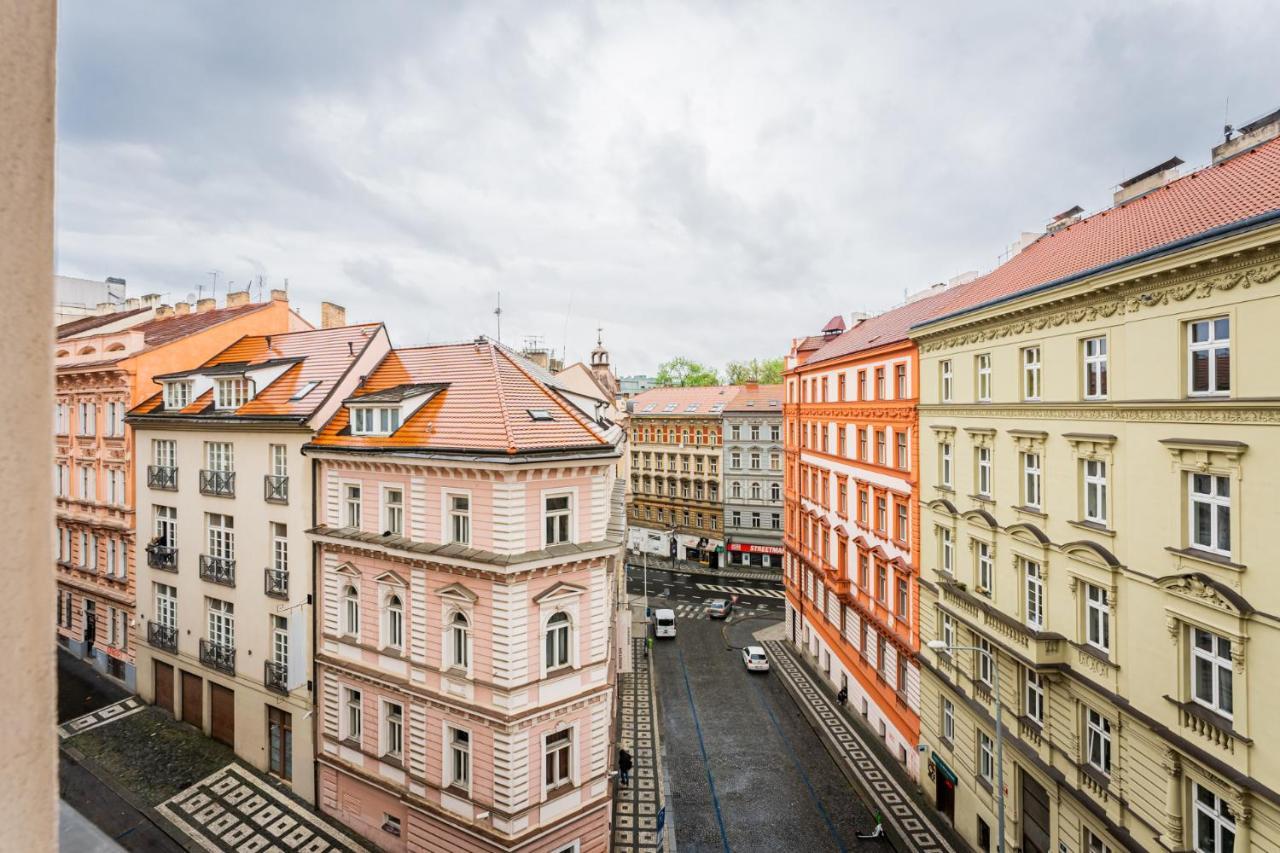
<box><xmin>561</xmin><ymin>289</ymin><xmax>574</xmax><ymax>367</ymax></box>
<box><xmin>494</xmin><ymin>290</ymin><xmax>503</xmax><ymax>343</ymax></box>
<box><xmin>1223</xmin><ymin>96</ymin><xmax>1233</xmax><ymax>143</ymax></box>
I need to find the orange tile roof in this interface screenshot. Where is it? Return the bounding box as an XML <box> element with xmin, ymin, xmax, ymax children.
<box><xmin>130</xmin><ymin>324</ymin><xmax>384</xmax><ymax>422</ymax></box>
<box><xmin>629</xmin><ymin>385</ymin><xmax>741</xmax><ymax>416</ymax></box>
<box><xmin>308</xmin><ymin>339</ymin><xmax>614</xmax><ymax>455</ymax></box>
<box><xmin>136</xmin><ymin>303</ymin><xmax>271</xmax><ymax>347</ymax></box>
<box><xmin>805</xmin><ymin>134</ymin><xmax>1280</xmax><ymax>366</ymax></box>
<box><xmin>724</xmin><ymin>384</ymin><xmax>784</xmax><ymax>413</ymax></box>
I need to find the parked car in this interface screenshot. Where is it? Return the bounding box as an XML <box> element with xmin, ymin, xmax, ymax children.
<box><xmin>742</xmin><ymin>645</ymin><xmax>769</xmax><ymax>672</ymax></box>
<box><xmin>706</xmin><ymin>598</ymin><xmax>733</xmax><ymax>619</ymax></box>
<box><xmin>653</xmin><ymin>608</ymin><xmax>677</xmax><ymax>638</ymax></box>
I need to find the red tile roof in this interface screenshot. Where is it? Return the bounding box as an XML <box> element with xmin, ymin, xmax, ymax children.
<box><xmin>806</xmin><ymin>134</ymin><xmax>1280</xmax><ymax>366</ymax></box>
<box><xmin>309</xmin><ymin>340</ymin><xmax>613</xmax><ymax>455</ymax></box>
<box><xmin>724</xmin><ymin>384</ymin><xmax>784</xmax><ymax>413</ymax></box>
<box><xmin>56</xmin><ymin>307</ymin><xmax>150</xmax><ymax>339</ymax></box>
<box><xmin>630</xmin><ymin>385</ymin><xmax>741</xmax><ymax>415</ymax></box>
<box><xmin>136</xmin><ymin>303</ymin><xmax>271</xmax><ymax>347</ymax></box>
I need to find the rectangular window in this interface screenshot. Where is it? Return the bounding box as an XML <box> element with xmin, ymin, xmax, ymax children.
<box><xmin>876</xmin><ymin>563</ymin><xmax>887</xmax><ymax>602</ymax></box>
<box><xmin>215</xmin><ymin>377</ymin><xmax>250</xmax><ymax>409</ymax></box>
<box><xmin>875</xmin><ymin>367</ymin><xmax>886</xmax><ymax>399</ymax></box>
<box><xmin>1085</xmin><ymin>829</ymin><xmax>1111</xmax><ymax>853</ymax></box>
<box><xmin>1189</xmin><ymin>473</ymin><xmax>1231</xmax><ymax>557</ymax></box>
<box><xmin>271</xmin><ymin>614</ymin><xmax>288</xmax><ymax>669</ymax></box>
<box><xmin>1085</xmin><ymin>585</ymin><xmax>1110</xmax><ymax>653</ymax></box>
<box><xmin>858</xmin><ymin>428</ymin><xmax>868</xmax><ymax>460</ymax></box>
<box><xmin>449</xmin><ymin>494</ymin><xmax>471</xmax><ymax>545</ymax></box>
<box><xmin>1083</xmin><ymin>336</ymin><xmax>1108</xmax><ymax>399</ymax></box>
<box><xmin>1191</xmin><ymin>628</ymin><xmax>1233</xmax><ymax>718</ymax></box>
<box><xmin>271</xmin><ymin>522</ymin><xmax>288</xmax><ymax>572</ymax></box>
<box><xmin>155</xmin><ymin>505</ymin><xmax>177</xmax><ymax>546</ymax></box>
<box><xmin>977</xmin><ymin>447</ymin><xmax>992</xmax><ymax>497</ymax></box>
<box><xmin>978</xmin><ymin>731</ymin><xmax>994</xmax><ymax>782</ymax></box>
<box><xmin>942</xmin><ymin>698</ymin><xmax>955</xmax><ymax>741</ymax></box>
<box><xmin>78</xmin><ymin>402</ymin><xmax>96</xmax><ymax>435</ymax></box>
<box><xmin>383</xmin><ymin>488</ymin><xmax>404</xmax><ymax>535</ymax></box>
<box><xmin>941</xmin><ymin>612</ymin><xmax>955</xmax><ymax>648</ymax></box>
<box><xmin>1025</xmin><ymin>560</ymin><xmax>1044</xmax><ymax>630</ymax></box>
<box><xmin>895</xmin><ymin>363</ymin><xmax>908</xmax><ymax>398</ymax></box>
<box><xmin>344</xmin><ymin>484</ymin><xmax>362</xmax><ymax>528</ymax></box>
<box><xmin>895</xmin><ymin>577</ymin><xmax>908</xmax><ymax>619</ymax></box>
<box><xmin>383</xmin><ymin>702</ymin><xmax>403</xmax><ymax>758</ymax></box>
<box><xmin>976</xmin><ymin>354</ymin><xmax>991</xmax><ymax>402</ymax></box>
<box><xmin>977</xmin><ymin>542</ymin><xmax>993</xmax><ymax>596</ymax></box>
<box><xmin>1086</xmin><ymin>709</ymin><xmax>1111</xmax><ymax>775</ymax></box>
<box><xmin>896</xmin><ymin>503</ymin><xmax>908</xmax><ymax>543</ymax></box>
<box><xmin>270</xmin><ymin>444</ymin><xmax>288</xmax><ymax>478</ymax></box>
<box><xmin>1188</xmin><ymin>317</ymin><xmax>1230</xmax><ymax>396</ymax></box>
<box><xmin>545</xmin><ymin>494</ymin><xmax>572</xmax><ymax>545</ymax></box>
<box><xmin>1022</xmin><ymin>452</ymin><xmax>1041</xmax><ymax>509</ymax></box>
<box><xmin>977</xmin><ymin>637</ymin><xmax>994</xmax><ymax>686</ymax></box>
<box><xmin>164</xmin><ymin>381</ymin><xmax>191</xmax><ymax>410</ymax></box>
<box><xmin>858</xmin><ymin>489</ymin><xmax>868</xmax><ymax>525</ymax></box>
<box><xmin>896</xmin><ymin>432</ymin><xmax>908</xmax><ymax>469</ymax></box>
<box><xmin>205</xmin><ymin>441</ymin><xmax>234</xmax><ymax>472</ymax></box>
<box><xmin>207</xmin><ymin>598</ymin><xmax>234</xmax><ymax>647</ymax></box>
<box><xmin>449</xmin><ymin>727</ymin><xmax>470</xmax><ymax>787</ymax></box>
<box><xmin>875</xmin><ymin>496</ymin><xmax>887</xmax><ymax>532</ymax></box>
<box><xmin>153</xmin><ymin>439</ymin><xmax>176</xmax><ymax>468</ymax></box>
<box><xmin>1193</xmin><ymin>783</ymin><xmax>1236</xmax><ymax>853</ymax></box>
<box><xmin>857</xmin><ymin>371</ymin><xmax>867</xmax><ymax>400</ymax></box>
<box><xmin>545</xmin><ymin>729</ymin><xmax>572</xmax><ymax>789</ymax></box>
<box><xmin>940</xmin><ymin>441</ymin><xmax>952</xmax><ymax>488</ymax></box>
<box><xmin>206</xmin><ymin>513</ymin><xmax>234</xmax><ymax>560</ymax></box>
<box><xmin>941</xmin><ymin>527</ymin><xmax>953</xmax><ymax>574</ymax></box>
<box><xmin>344</xmin><ymin>688</ymin><xmax>362</xmax><ymax>741</ymax></box>
<box><xmin>1025</xmin><ymin>669</ymin><xmax>1045</xmax><ymax>724</ymax></box>
<box><xmin>1022</xmin><ymin>346</ymin><xmax>1041</xmax><ymax>401</ymax></box>
<box><xmin>155</xmin><ymin>583</ymin><xmax>177</xmax><ymax>629</ymax></box>
<box><xmin>940</xmin><ymin>360</ymin><xmax>953</xmax><ymax>403</ymax></box>
<box><xmin>1083</xmin><ymin>459</ymin><xmax>1108</xmax><ymax>524</ymax></box>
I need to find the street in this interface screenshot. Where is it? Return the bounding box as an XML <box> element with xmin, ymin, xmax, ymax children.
<box><xmin>626</xmin><ymin>566</ymin><xmax>882</xmax><ymax>852</ymax></box>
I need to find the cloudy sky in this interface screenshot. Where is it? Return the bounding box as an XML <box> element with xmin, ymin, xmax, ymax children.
<box><xmin>54</xmin><ymin>1</ymin><xmax>1280</xmax><ymax>375</ymax></box>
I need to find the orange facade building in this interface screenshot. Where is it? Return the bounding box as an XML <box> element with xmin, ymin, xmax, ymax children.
<box><xmin>55</xmin><ymin>290</ymin><xmax>308</xmax><ymax>688</ymax></box>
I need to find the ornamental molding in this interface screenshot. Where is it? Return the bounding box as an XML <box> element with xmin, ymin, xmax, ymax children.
<box><xmin>920</xmin><ymin>403</ymin><xmax>1280</xmax><ymax>424</ymax></box>
<box><xmin>918</xmin><ymin>258</ymin><xmax>1280</xmax><ymax>353</ymax></box>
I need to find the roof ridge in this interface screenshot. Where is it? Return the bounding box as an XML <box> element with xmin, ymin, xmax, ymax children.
<box><xmin>495</xmin><ymin>343</ymin><xmax>606</xmax><ymax>443</ymax></box>
<box><xmin>486</xmin><ymin>342</ymin><xmax>519</xmax><ymax>454</ymax></box>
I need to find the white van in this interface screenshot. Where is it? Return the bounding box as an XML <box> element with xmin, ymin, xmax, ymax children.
<box><xmin>653</xmin><ymin>608</ymin><xmax>677</xmax><ymax>638</ymax></box>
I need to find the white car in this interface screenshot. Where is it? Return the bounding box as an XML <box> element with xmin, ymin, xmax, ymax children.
<box><xmin>653</xmin><ymin>608</ymin><xmax>677</xmax><ymax>638</ymax></box>
<box><xmin>742</xmin><ymin>645</ymin><xmax>769</xmax><ymax>672</ymax></box>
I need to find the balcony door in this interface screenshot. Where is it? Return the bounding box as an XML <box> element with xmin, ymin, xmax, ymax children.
<box><xmin>153</xmin><ymin>661</ymin><xmax>174</xmax><ymax>715</ymax></box>
<box><xmin>267</xmin><ymin>706</ymin><xmax>292</xmax><ymax>781</ymax></box>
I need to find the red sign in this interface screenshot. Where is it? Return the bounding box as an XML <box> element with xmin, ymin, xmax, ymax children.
<box><xmin>726</xmin><ymin>543</ymin><xmax>784</xmax><ymax>555</ymax></box>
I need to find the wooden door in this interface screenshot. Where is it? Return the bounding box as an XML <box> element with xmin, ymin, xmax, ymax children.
<box><xmin>1021</xmin><ymin>769</ymin><xmax>1050</xmax><ymax>853</ymax></box>
<box><xmin>181</xmin><ymin>670</ymin><xmax>202</xmax><ymax>728</ymax></box>
<box><xmin>267</xmin><ymin>706</ymin><xmax>292</xmax><ymax>781</ymax></box>
<box><xmin>154</xmin><ymin>661</ymin><xmax>174</xmax><ymax>715</ymax></box>
<box><xmin>209</xmin><ymin>682</ymin><xmax>235</xmax><ymax>747</ymax></box>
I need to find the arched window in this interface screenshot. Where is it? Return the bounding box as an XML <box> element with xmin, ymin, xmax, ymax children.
<box><xmin>383</xmin><ymin>593</ymin><xmax>403</xmax><ymax>649</ymax></box>
<box><xmin>449</xmin><ymin>612</ymin><xmax>470</xmax><ymax>669</ymax></box>
<box><xmin>545</xmin><ymin>612</ymin><xmax>571</xmax><ymax>671</ymax></box>
<box><xmin>751</xmin><ymin>482</ymin><xmax>761</xmax><ymax>500</ymax></box>
<box><xmin>770</xmin><ymin>483</ymin><xmax>781</xmax><ymax>501</ymax></box>
<box><xmin>342</xmin><ymin>585</ymin><xmax>360</xmax><ymax>636</ymax></box>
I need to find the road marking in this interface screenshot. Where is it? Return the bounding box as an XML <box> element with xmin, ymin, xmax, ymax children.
<box><xmin>677</xmin><ymin>648</ymin><xmax>732</xmax><ymax>853</ymax></box>
<box><xmin>59</xmin><ymin>696</ymin><xmax>146</xmax><ymax>739</ymax></box>
<box><xmin>695</xmin><ymin>583</ymin><xmax>785</xmax><ymax>599</ymax></box>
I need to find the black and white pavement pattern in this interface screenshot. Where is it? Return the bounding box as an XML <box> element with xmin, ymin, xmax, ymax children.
<box><xmin>612</xmin><ymin>636</ymin><xmax>665</xmax><ymax>852</ymax></box>
<box><xmin>59</xmin><ymin>695</ymin><xmax>146</xmax><ymax>739</ymax></box>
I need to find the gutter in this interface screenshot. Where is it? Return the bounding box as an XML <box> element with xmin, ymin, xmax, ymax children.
<box><xmin>912</xmin><ymin>206</ymin><xmax>1280</xmax><ymax>332</ymax></box>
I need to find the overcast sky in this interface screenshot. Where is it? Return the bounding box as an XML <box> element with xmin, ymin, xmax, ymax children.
<box><xmin>54</xmin><ymin>1</ymin><xmax>1280</xmax><ymax>375</ymax></box>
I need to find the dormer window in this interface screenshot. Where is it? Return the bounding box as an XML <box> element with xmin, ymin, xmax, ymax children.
<box><xmin>215</xmin><ymin>377</ymin><xmax>250</xmax><ymax>410</ymax></box>
<box><xmin>165</xmin><ymin>381</ymin><xmax>192</xmax><ymax>410</ymax></box>
<box><xmin>351</xmin><ymin>406</ymin><xmax>401</xmax><ymax>436</ymax></box>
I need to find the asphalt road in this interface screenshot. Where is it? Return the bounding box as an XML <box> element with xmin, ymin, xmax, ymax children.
<box><xmin>628</xmin><ymin>566</ymin><xmax>882</xmax><ymax>853</ymax></box>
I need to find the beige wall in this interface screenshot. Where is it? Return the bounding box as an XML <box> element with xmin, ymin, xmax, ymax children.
<box><xmin>0</xmin><ymin>0</ymin><xmax>57</xmax><ymax>848</ymax></box>
<box><xmin>914</xmin><ymin>226</ymin><xmax>1280</xmax><ymax>852</ymax></box>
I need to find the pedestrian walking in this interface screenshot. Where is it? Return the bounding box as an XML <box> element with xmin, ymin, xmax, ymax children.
<box><xmin>618</xmin><ymin>748</ymin><xmax>633</xmax><ymax>786</ymax></box>
<box><xmin>837</xmin><ymin>685</ymin><xmax>848</xmax><ymax>706</ymax></box>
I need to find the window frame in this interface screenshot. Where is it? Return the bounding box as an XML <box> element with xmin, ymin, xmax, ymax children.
<box><xmin>1085</xmin><ymin>708</ymin><xmax>1112</xmax><ymax>776</ymax></box>
<box><xmin>1085</xmin><ymin>584</ymin><xmax>1110</xmax><ymax>654</ymax></box>
<box><xmin>1190</xmin><ymin>627</ymin><xmax>1233</xmax><ymax>719</ymax></box>
<box><xmin>1187</xmin><ymin>316</ymin><xmax>1230</xmax><ymax>397</ymax></box>
<box><xmin>976</xmin><ymin>353</ymin><xmax>992</xmax><ymax>402</ymax></box>
<box><xmin>1082</xmin><ymin>335</ymin><xmax>1109</xmax><ymax>400</ymax></box>
<box><xmin>1083</xmin><ymin>459</ymin><xmax>1108</xmax><ymax>525</ymax></box>
<box><xmin>1022</xmin><ymin>345</ymin><xmax>1042</xmax><ymax>401</ymax></box>
<box><xmin>543</xmin><ymin>491</ymin><xmax>574</xmax><ymax>547</ymax></box>
<box><xmin>940</xmin><ymin>360</ymin><xmax>953</xmax><ymax>403</ymax></box>
<box><xmin>1188</xmin><ymin>473</ymin><xmax>1231</xmax><ymax>557</ymax></box>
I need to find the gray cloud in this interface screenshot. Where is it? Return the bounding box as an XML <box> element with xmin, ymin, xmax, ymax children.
<box><xmin>54</xmin><ymin>0</ymin><xmax>1280</xmax><ymax>374</ymax></box>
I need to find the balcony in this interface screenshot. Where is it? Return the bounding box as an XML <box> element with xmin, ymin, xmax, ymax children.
<box><xmin>146</xmin><ymin>544</ymin><xmax>178</xmax><ymax>572</ymax></box>
<box><xmin>264</xmin><ymin>660</ymin><xmax>289</xmax><ymax>695</ymax></box>
<box><xmin>147</xmin><ymin>465</ymin><xmax>178</xmax><ymax>491</ymax></box>
<box><xmin>264</xmin><ymin>567</ymin><xmax>288</xmax><ymax>599</ymax></box>
<box><xmin>198</xmin><ymin>554</ymin><xmax>236</xmax><ymax>587</ymax></box>
<box><xmin>199</xmin><ymin>469</ymin><xmax>235</xmax><ymax>497</ymax></box>
<box><xmin>199</xmin><ymin>639</ymin><xmax>236</xmax><ymax>675</ymax></box>
<box><xmin>264</xmin><ymin>474</ymin><xmax>288</xmax><ymax>504</ymax></box>
<box><xmin>147</xmin><ymin>622</ymin><xmax>177</xmax><ymax>652</ymax></box>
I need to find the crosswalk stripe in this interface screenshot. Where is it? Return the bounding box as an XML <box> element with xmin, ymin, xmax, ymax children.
<box><xmin>694</xmin><ymin>583</ymin><xmax>785</xmax><ymax>599</ymax></box>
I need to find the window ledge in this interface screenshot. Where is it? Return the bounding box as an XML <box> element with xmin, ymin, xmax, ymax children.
<box><xmin>1165</xmin><ymin>546</ymin><xmax>1246</xmax><ymax>573</ymax></box>
<box><xmin>967</xmin><ymin>494</ymin><xmax>995</xmax><ymax>506</ymax></box>
<box><xmin>976</xmin><ymin>776</ymin><xmax>994</xmax><ymax>795</ymax></box>
<box><xmin>380</xmin><ymin>754</ymin><xmax>403</xmax><ymax>769</ymax></box>
<box><xmin>1164</xmin><ymin>695</ymin><xmax>1251</xmax><ymax>744</ymax></box>
<box><xmin>1081</xmin><ymin>764</ymin><xmax>1111</xmax><ymax>790</ymax></box>
<box><xmin>1074</xmin><ymin>642</ymin><xmax>1115</xmax><ymax>667</ymax></box>
<box><xmin>1068</xmin><ymin>519</ymin><xmax>1115</xmax><ymax>538</ymax></box>
<box><xmin>1012</xmin><ymin>505</ymin><xmax>1048</xmax><ymax>520</ymax></box>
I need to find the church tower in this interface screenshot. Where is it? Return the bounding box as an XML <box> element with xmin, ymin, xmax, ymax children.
<box><xmin>590</xmin><ymin>327</ymin><xmax>619</xmax><ymax>399</ymax></box>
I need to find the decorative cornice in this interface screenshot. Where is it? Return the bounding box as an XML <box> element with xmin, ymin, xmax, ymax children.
<box><xmin>920</xmin><ymin>402</ymin><xmax>1280</xmax><ymax>424</ymax></box>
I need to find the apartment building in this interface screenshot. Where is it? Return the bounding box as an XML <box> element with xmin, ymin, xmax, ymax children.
<box><xmin>913</xmin><ymin>123</ymin><xmax>1280</xmax><ymax>852</ymax></box>
<box><xmin>721</xmin><ymin>384</ymin><xmax>784</xmax><ymax>570</ymax></box>
<box><xmin>55</xmin><ymin>290</ymin><xmax>306</xmax><ymax>688</ymax></box>
<box><xmin>130</xmin><ymin>319</ymin><xmax>390</xmax><ymax>804</ymax></box>
<box><xmin>306</xmin><ymin>338</ymin><xmax>625</xmax><ymax>852</ymax></box>
<box><xmin>625</xmin><ymin>386</ymin><xmax>734</xmax><ymax>563</ymax></box>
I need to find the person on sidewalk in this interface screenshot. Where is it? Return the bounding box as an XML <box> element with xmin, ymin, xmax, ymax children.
<box><xmin>837</xmin><ymin>685</ymin><xmax>848</xmax><ymax>706</ymax></box>
<box><xmin>618</xmin><ymin>748</ymin><xmax>633</xmax><ymax>786</ymax></box>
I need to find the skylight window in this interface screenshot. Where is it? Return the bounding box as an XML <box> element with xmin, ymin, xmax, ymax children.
<box><xmin>663</xmin><ymin>403</ymin><xmax>677</xmax><ymax>412</ymax></box>
<box><xmin>746</xmin><ymin>401</ymin><xmax>756</xmax><ymax>407</ymax></box>
<box><xmin>709</xmin><ymin>403</ymin><xmax>724</xmax><ymax>413</ymax></box>
<box><xmin>290</xmin><ymin>380</ymin><xmax>320</xmax><ymax>401</ymax></box>
<box><xmin>642</xmin><ymin>403</ymin><xmax>656</xmax><ymax>412</ymax></box>
<box><xmin>685</xmin><ymin>403</ymin><xmax>699</xmax><ymax>412</ymax></box>
<box><xmin>528</xmin><ymin>409</ymin><xmax>554</xmax><ymax>422</ymax></box>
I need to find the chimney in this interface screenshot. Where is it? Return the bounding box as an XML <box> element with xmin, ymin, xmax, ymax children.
<box><xmin>141</xmin><ymin>293</ymin><xmax>162</xmax><ymax>307</ymax></box>
<box><xmin>226</xmin><ymin>289</ymin><xmax>250</xmax><ymax>307</ymax></box>
<box><xmin>123</xmin><ymin>297</ymin><xmax>140</xmax><ymax>311</ymax></box>
<box><xmin>1047</xmin><ymin>205</ymin><xmax>1084</xmax><ymax>234</ymax></box>
<box><xmin>320</xmin><ymin>301</ymin><xmax>347</xmax><ymax>329</ymax></box>
<box><xmin>155</xmin><ymin>305</ymin><xmax>175</xmax><ymax>319</ymax></box>
<box><xmin>196</xmin><ymin>297</ymin><xmax>216</xmax><ymax>313</ymax></box>
<box><xmin>270</xmin><ymin>288</ymin><xmax>288</xmax><ymax>302</ymax></box>
<box><xmin>105</xmin><ymin>276</ymin><xmax>126</xmax><ymax>286</ymax></box>
<box><xmin>1213</xmin><ymin>107</ymin><xmax>1280</xmax><ymax>164</ymax></box>
<box><xmin>175</xmin><ymin>302</ymin><xmax>191</xmax><ymax>316</ymax></box>
<box><xmin>1113</xmin><ymin>156</ymin><xmax>1183</xmax><ymax>205</ymax></box>
<box><xmin>95</xmin><ymin>301</ymin><xmax>115</xmax><ymax>315</ymax></box>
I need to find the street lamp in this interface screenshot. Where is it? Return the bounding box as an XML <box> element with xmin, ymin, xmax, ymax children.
<box><xmin>927</xmin><ymin>639</ymin><xmax>1005</xmax><ymax>853</ymax></box>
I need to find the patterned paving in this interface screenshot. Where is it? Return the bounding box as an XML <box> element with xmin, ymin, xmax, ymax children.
<box><xmin>157</xmin><ymin>763</ymin><xmax>368</xmax><ymax>852</ymax></box>
<box><xmin>59</xmin><ymin>696</ymin><xmax>146</xmax><ymax>739</ymax></box>
<box><xmin>765</xmin><ymin>640</ymin><xmax>958</xmax><ymax>853</ymax></box>
<box><xmin>613</xmin><ymin>637</ymin><xmax>664</xmax><ymax>852</ymax></box>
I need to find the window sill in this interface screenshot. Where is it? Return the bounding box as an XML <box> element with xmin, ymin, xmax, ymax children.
<box><xmin>976</xmin><ymin>776</ymin><xmax>994</xmax><ymax>795</ymax></box>
<box><xmin>380</xmin><ymin>754</ymin><xmax>403</xmax><ymax>769</ymax></box>
<box><xmin>543</xmin><ymin>781</ymin><xmax>575</xmax><ymax>803</ymax></box>
<box><xmin>967</xmin><ymin>494</ymin><xmax>995</xmax><ymax>506</ymax></box>
<box><xmin>1068</xmin><ymin>519</ymin><xmax>1115</xmax><ymax>537</ymax></box>
<box><xmin>1012</xmin><ymin>505</ymin><xmax>1047</xmax><ymax>520</ymax></box>
<box><xmin>1165</xmin><ymin>546</ymin><xmax>1246</xmax><ymax>573</ymax></box>
<box><xmin>445</xmin><ymin>782</ymin><xmax>471</xmax><ymax>798</ymax></box>
<box><xmin>1075</xmin><ymin>642</ymin><xmax>1114</xmax><ymax>666</ymax></box>
<box><xmin>1080</xmin><ymin>764</ymin><xmax>1111</xmax><ymax>790</ymax></box>
<box><xmin>1164</xmin><ymin>695</ymin><xmax>1251</xmax><ymax>744</ymax></box>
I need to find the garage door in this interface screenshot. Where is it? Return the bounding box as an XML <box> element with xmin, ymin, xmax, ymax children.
<box><xmin>154</xmin><ymin>661</ymin><xmax>174</xmax><ymax>715</ymax></box>
<box><xmin>210</xmin><ymin>682</ymin><xmax>235</xmax><ymax>747</ymax></box>
<box><xmin>181</xmin><ymin>671</ymin><xmax>202</xmax><ymax>729</ymax></box>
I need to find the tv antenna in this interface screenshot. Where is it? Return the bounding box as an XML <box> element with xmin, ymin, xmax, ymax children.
<box><xmin>494</xmin><ymin>291</ymin><xmax>503</xmax><ymax>342</ymax></box>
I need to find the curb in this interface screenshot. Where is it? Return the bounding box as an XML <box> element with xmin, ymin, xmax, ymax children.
<box><xmin>625</xmin><ymin>561</ymin><xmax>782</xmax><ymax>584</ymax></box>
<box><xmin>647</xmin><ymin>626</ymin><xmax>678</xmax><ymax>853</ymax></box>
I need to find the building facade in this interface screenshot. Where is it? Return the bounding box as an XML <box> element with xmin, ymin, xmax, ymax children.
<box><xmin>130</xmin><ymin>320</ymin><xmax>388</xmax><ymax>804</ymax></box>
<box><xmin>307</xmin><ymin>339</ymin><xmax>625</xmax><ymax>852</ymax></box>
<box><xmin>625</xmin><ymin>386</ymin><xmax>734</xmax><ymax>564</ymax></box>
<box><xmin>55</xmin><ymin>291</ymin><xmax>305</xmax><ymax>689</ymax></box>
<box><xmin>721</xmin><ymin>384</ymin><xmax>784</xmax><ymax>570</ymax></box>
<box><xmin>913</xmin><ymin>127</ymin><xmax>1280</xmax><ymax>853</ymax></box>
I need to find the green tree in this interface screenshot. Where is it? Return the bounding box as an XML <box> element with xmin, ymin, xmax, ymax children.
<box><xmin>655</xmin><ymin>357</ymin><xmax>720</xmax><ymax>387</ymax></box>
<box><xmin>725</xmin><ymin>357</ymin><xmax>784</xmax><ymax>384</ymax></box>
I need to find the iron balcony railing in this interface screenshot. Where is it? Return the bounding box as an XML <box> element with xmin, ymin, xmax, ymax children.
<box><xmin>199</xmin><ymin>639</ymin><xmax>236</xmax><ymax>675</ymax></box>
<box><xmin>264</xmin><ymin>474</ymin><xmax>289</xmax><ymax>503</ymax></box>
<box><xmin>147</xmin><ymin>465</ymin><xmax>178</xmax><ymax>491</ymax></box>
<box><xmin>198</xmin><ymin>554</ymin><xmax>236</xmax><ymax>587</ymax></box>
<box><xmin>264</xmin><ymin>660</ymin><xmax>289</xmax><ymax>695</ymax></box>
<box><xmin>147</xmin><ymin>622</ymin><xmax>177</xmax><ymax>652</ymax></box>
<box><xmin>146</xmin><ymin>544</ymin><xmax>178</xmax><ymax>571</ymax></box>
<box><xmin>199</xmin><ymin>469</ymin><xmax>235</xmax><ymax>497</ymax></box>
<box><xmin>264</xmin><ymin>567</ymin><xmax>288</xmax><ymax>599</ymax></box>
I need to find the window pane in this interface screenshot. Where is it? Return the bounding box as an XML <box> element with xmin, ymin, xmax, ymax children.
<box><xmin>1194</xmin><ymin>502</ymin><xmax>1212</xmax><ymax>546</ymax></box>
<box><xmin>1214</xmin><ymin>318</ymin><xmax>1229</xmax><ymax>340</ymax></box>
<box><xmin>1219</xmin><ymin>667</ymin><xmax>1233</xmax><ymax>715</ymax></box>
<box><xmin>1217</xmin><ymin>505</ymin><xmax>1231</xmax><ymax>552</ymax></box>
<box><xmin>1191</xmin><ymin>350</ymin><xmax>1209</xmax><ymax>391</ymax></box>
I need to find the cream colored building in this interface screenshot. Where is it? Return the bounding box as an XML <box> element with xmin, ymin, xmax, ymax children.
<box><xmin>912</xmin><ymin>127</ymin><xmax>1280</xmax><ymax>853</ymax></box>
<box><xmin>130</xmin><ymin>320</ymin><xmax>390</xmax><ymax>804</ymax></box>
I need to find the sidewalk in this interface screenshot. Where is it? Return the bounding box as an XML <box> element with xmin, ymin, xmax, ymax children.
<box><xmin>765</xmin><ymin>639</ymin><xmax>965</xmax><ymax>853</ymax></box>
<box><xmin>612</xmin><ymin>612</ymin><xmax>672</xmax><ymax>852</ymax></box>
<box><xmin>626</xmin><ymin>549</ymin><xmax>782</xmax><ymax>583</ymax></box>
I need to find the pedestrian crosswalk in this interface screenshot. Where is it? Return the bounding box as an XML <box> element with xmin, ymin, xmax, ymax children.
<box><xmin>694</xmin><ymin>582</ymin><xmax>785</xmax><ymax>599</ymax></box>
<box><xmin>667</xmin><ymin>602</ymin><xmax>776</xmax><ymax>619</ymax></box>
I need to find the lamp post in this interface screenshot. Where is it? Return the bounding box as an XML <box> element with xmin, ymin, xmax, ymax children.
<box><xmin>927</xmin><ymin>640</ymin><xmax>1004</xmax><ymax>853</ymax></box>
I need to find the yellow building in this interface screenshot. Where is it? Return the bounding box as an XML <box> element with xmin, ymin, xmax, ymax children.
<box><xmin>912</xmin><ymin>121</ymin><xmax>1280</xmax><ymax>853</ymax></box>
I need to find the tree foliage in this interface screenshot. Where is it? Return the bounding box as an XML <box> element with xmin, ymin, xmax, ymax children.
<box><xmin>724</xmin><ymin>357</ymin><xmax>784</xmax><ymax>385</ymax></box>
<box><xmin>654</xmin><ymin>357</ymin><xmax>721</xmax><ymax>387</ymax></box>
